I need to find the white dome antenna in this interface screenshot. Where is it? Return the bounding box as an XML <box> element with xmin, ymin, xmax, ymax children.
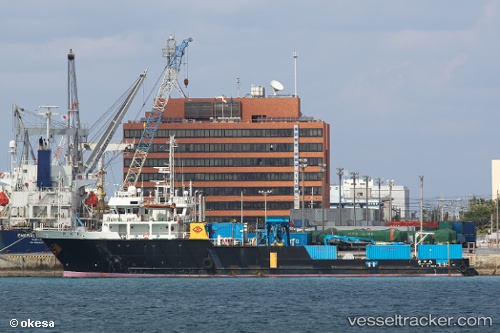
<box><xmin>270</xmin><ymin>80</ymin><xmax>284</xmax><ymax>96</ymax></box>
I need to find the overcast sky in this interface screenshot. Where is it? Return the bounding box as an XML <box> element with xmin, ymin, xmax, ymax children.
<box><xmin>1</xmin><ymin>1</ymin><xmax>499</xmax><ymax>208</ymax></box>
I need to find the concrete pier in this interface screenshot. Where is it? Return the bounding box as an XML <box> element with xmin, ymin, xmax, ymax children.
<box><xmin>0</xmin><ymin>253</ymin><xmax>63</xmax><ymax>277</ymax></box>
<box><xmin>465</xmin><ymin>246</ymin><xmax>500</xmax><ymax>276</ymax></box>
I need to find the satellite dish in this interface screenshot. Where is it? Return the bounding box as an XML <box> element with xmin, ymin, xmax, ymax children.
<box><xmin>270</xmin><ymin>80</ymin><xmax>284</xmax><ymax>96</ymax></box>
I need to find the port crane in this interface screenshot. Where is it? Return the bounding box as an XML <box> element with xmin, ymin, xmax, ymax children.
<box><xmin>121</xmin><ymin>35</ymin><xmax>192</xmax><ymax>191</ymax></box>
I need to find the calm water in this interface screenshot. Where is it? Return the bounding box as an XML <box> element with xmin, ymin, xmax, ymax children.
<box><xmin>0</xmin><ymin>276</ymin><xmax>499</xmax><ymax>333</ymax></box>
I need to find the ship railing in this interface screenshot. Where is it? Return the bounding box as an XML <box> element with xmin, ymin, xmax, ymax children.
<box><xmin>128</xmin><ymin>233</ymin><xmax>179</xmax><ymax>240</ymax></box>
<box><xmin>210</xmin><ymin>237</ymin><xmax>243</xmax><ymax>246</ymax></box>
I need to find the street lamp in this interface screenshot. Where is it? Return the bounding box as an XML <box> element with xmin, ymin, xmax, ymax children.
<box><xmin>364</xmin><ymin>175</ymin><xmax>370</xmax><ymax>225</ymax></box>
<box><xmin>375</xmin><ymin>178</ymin><xmax>383</xmax><ymax>222</ymax></box>
<box><xmin>319</xmin><ymin>163</ymin><xmax>327</xmax><ymax>231</ymax></box>
<box><xmin>258</xmin><ymin>189</ymin><xmax>272</xmax><ymax>224</ymax></box>
<box><xmin>337</xmin><ymin>168</ymin><xmax>344</xmax><ymax>226</ymax></box>
<box><xmin>351</xmin><ymin>172</ymin><xmax>358</xmax><ymax>226</ymax></box>
<box><xmin>299</xmin><ymin>158</ymin><xmax>308</xmax><ymax>232</ymax></box>
<box><xmin>387</xmin><ymin>179</ymin><xmax>394</xmax><ymax>223</ymax></box>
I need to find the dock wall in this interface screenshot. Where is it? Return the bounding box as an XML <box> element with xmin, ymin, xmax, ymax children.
<box><xmin>0</xmin><ymin>253</ymin><xmax>63</xmax><ymax>277</ymax></box>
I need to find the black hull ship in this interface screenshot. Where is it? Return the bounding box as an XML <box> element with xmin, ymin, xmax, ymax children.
<box><xmin>36</xmin><ymin>135</ymin><xmax>477</xmax><ymax>278</ymax></box>
<box><xmin>40</xmin><ymin>236</ymin><xmax>476</xmax><ymax>278</ymax></box>
<box><xmin>35</xmin><ymin>37</ymin><xmax>476</xmax><ymax>278</ymax></box>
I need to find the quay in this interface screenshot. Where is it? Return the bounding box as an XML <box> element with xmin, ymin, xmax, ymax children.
<box><xmin>0</xmin><ymin>253</ymin><xmax>63</xmax><ymax>277</ymax></box>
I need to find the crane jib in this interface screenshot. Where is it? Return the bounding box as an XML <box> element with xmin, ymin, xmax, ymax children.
<box><xmin>121</xmin><ymin>36</ymin><xmax>192</xmax><ymax>191</ymax></box>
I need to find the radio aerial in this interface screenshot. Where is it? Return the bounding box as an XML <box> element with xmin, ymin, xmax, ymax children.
<box><xmin>270</xmin><ymin>80</ymin><xmax>284</xmax><ymax>96</ymax></box>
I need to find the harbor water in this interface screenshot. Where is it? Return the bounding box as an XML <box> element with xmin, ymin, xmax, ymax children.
<box><xmin>1</xmin><ymin>276</ymin><xmax>499</xmax><ymax>332</ymax></box>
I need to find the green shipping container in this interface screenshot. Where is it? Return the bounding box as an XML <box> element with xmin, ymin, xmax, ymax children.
<box><xmin>338</xmin><ymin>229</ymin><xmax>407</xmax><ymax>243</ymax></box>
<box><xmin>438</xmin><ymin>221</ymin><xmax>452</xmax><ymax>230</ymax></box>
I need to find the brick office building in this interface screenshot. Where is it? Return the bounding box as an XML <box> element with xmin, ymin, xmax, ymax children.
<box><xmin>123</xmin><ymin>94</ymin><xmax>330</xmax><ymax>224</ymax></box>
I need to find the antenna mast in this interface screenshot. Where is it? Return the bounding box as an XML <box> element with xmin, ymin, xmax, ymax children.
<box><xmin>293</xmin><ymin>50</ymin><xmax>298</xmax><ymax>97</ymax></box>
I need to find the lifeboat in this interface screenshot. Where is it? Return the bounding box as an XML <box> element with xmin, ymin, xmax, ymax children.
<box><xmin>0</xmin><ymin>191</ymin><xmax>9</xmax><ymax>206</ymax></box>
<box><xmin>85</xmin><ymin>191</ymin><xmax>98</xmax><ymax>206</ymax></box>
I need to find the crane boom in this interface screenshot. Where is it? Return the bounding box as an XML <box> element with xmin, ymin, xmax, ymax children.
<box><xmin>121</xmin><ymin>35</ymin><xmax>192</xmax><ymax>190</ymax></box>
<box><xmin>83</xmin><ymin>70</ymin><xmax>147</xmax><ymax>174</ymax></box>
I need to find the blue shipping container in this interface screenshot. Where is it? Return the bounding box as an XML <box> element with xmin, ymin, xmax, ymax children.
<box><xmin>304</xmin><ymin>245</ymin><xmax>337</xmax><ymax>260</ymax></box>
<box><xmin>366</xmin><ymin>245</ymin><xmax>411</xmax><ymax>260</ymax></box>
<box><xmin>451</xmin><ymin>222</ymin><xmax>463</xmax><ymax>234</ymax></box>
<box><xmin>209</xmin><ymin>223</ymin><xmax>244</xmax><ymax>240</ymax></box>
<box><xmin>464</xmin><ymin>234</ymin><xmax>476</xmax><ymax>243</ymax></box>
<box><xmin>290</xmin><ymin>233</ymin><xmax>311</xmax><ymax>246</ymax></box>
<box><xmin>462</xmin><ymin>222</ymin><xmax>476</xmax><ymax>235</ymax></box>
<box><xmin>417</xmin><ymin>244</ymin><xmax>462</xmax><ymax>260</ymax></box>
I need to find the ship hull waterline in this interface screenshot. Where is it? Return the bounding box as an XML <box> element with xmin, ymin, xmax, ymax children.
<box><xmin>41</xmin><ymin>238</ymin><xmax>476</xmax><ymax>277</ymax></box>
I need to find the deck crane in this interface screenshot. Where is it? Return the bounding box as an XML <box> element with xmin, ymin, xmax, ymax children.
<box><xmin>83</xmin><ymin>71</ymin><xmax>147</xmax><ymax>175</ymax></box>
<box><xmin>121</xmin><ymin>35</ymin><xmax>192</xmax><ymax>191</ymax></box>
<box><xmin>12</xmin><ymin>104</ymin><xmax>37</xmax><ymax>165</ymax></box>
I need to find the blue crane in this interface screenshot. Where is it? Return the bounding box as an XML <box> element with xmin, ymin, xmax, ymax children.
<box><xmin>122</xmin><ymin>35</ymin><xmax>193</xmax><ymax>190</ymax></box>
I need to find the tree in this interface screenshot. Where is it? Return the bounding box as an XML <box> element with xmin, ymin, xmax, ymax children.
<box><xmin>462</xmin><ymin>196</ymin><xmax>495</xmax><ymax>231</ymax></box>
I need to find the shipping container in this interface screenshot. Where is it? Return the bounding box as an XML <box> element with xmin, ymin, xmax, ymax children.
<box><xmin>438</xmin><ymin>221</ymin><xmax>452</xmax><ymax>230</ymax></box>
<box><xmin>366</xmin><ymin>244</ymin><xmax>412</xmax><ymax>260</ymax></box>
<box><xmin>451</xmin><ymin>222</ymin><xmax>463</xmax><ymax>234</ymax></box>
<box><xmin>289</xmin><ymin>233</ymin><xmax>311</xmax><ymax>246</ymax></box>
<box><xmin>209</xmin><ymin>223</ymin><xmax>245</xmax><ymax>239</ymax></box>
<box><xmin>462</xmin><ymin>222</ymin><xmax>476</xmax><ymax>235</ymax></box>
<box><xmin>417</xmin><ymin>244</ymin><xmax>462</xmax><ymax>260</ymax></box>
<box><xmin>338</xmin><ymin>228</ymin><xmax>407</xmax><ymax>243</ymax></box>
<box><xmin>464</xmin><ymin>234</ymin><xmax>476</xmax><ymax>244</ymax></box>
<box><xmin>304</xmin><ymin>245</ymin><xmax>337</xmax><ymax>260</ymax></box>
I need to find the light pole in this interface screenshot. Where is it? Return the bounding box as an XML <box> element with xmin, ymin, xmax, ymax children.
<box><xmin>376</xmin><ymin>178</ymin><xmax>383</xmax><ymax>222</ymax></box>
<box><xmin>387</xmin><ymin>179</ymin><xmax>394</xmax><ymax>223</ymax></box>
<box><xmin>351</xmin><ymin>172</ymin><xmax>358</xmax><ymax>226</ymax></box>
<box><xmin>299</xmin><ymin>158</ymin><xmax>308</xmax><ymax>232</ymax></box>
<box><xmin>337</xmin><ymin>168</ymin><xmax>344</xmax><ymax>226</ymax></box>
<box><xmin>259</xmin><ymin>189</ymin><xmax>272</xmax><ymax>225</ymax></box>
<box><xmin>364</xmin><ymin>176</ymin><xmax>370</xmax><ymax>225</ymax></box>
<box><xmin>319</xmin><ymin>163</ymin><xmax>327</xmax><ymax>231</ymax></box>
<box><xmin>419</xmin><ymin>176</ymin><xmax>424</xmax><ymax>247</ymax></box>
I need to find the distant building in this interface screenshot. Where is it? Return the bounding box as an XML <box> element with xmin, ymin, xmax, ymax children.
<box><xmin>330</xmin><ymin>179</ymin><xmax>410</xmax><ymax>221</ymax></box>
<box><xmin>122</xmin><ymin>93</ymin><xmax>330</xmax><ymax>223</ymax></box>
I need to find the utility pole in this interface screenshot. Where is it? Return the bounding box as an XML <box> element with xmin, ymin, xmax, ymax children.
<box><xmin>351</xmin><ymin>172</ymin><xmax>359</xmax><ymax>226</ymax></box>
<box><xmin>376</xmin><ymin>178</ymin><xmax>383</xmax><ymax>222</ymax></box>
<box><xmin>419</xmin><ymin>176</ymin><xmax>424</xmax><ymax>246</ymax></box>
<box><xmin>337</xmin><ymin>167</ymin><xmax>344</xmax><ymax>226</ymax></box>
<box><xmin>387</xmin><ymin>179</ymin><xmax>394</xmax><ymax>223</ymax></box>
<box><xmin>319</xmin><ymin>163</ymin><xmax>327</xmax><ymax>231</ymax></box>
<box><xmin>364</xmin><ymin>176</ymin><xmax>370</xmax><ymax>225</ymax></box>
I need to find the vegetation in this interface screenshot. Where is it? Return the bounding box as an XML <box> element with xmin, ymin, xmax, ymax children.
<box><xmin>462</xmin><ymin>196</ymin><xmax>497</xmax><ymax>234</ymax></box>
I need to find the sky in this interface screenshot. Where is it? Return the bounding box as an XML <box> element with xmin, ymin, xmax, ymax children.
<box><xmin>1</xmin><ymin>1</ymin><xmax>499</xmax><ymax>208</ymax></box>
